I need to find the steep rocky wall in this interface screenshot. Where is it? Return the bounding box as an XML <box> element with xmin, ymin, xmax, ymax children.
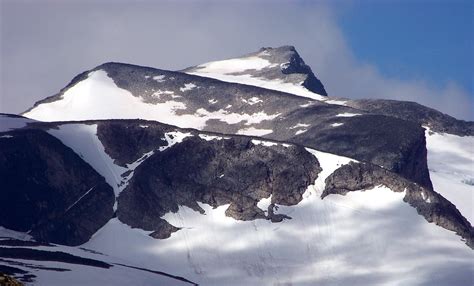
<box><xmin>0</xmin><ymin>129</ymin><xmax>115</xmax><ymax>246</ymax></box>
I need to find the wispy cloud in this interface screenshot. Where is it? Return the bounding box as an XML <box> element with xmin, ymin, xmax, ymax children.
<box><xmin>1</xmin><ymin>1</ymin><xmax>471</xmax><ymax>120</ymax></box>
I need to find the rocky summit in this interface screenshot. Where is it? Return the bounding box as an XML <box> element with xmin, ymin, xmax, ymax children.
<box><xmin>1</xmin><ymin>46</ymin><xmax>473</xmax><ymax>286</ymax></box>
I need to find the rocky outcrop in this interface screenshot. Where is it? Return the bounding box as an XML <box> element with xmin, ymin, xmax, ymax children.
<box><xmin>0</xmin><ymin>273</ymin><xmax>24</xmax><ymax>286</ymax></box>
<box><xmin>323</xmin><ymin>162</ymin><xmax>473</xmax><ymax>248</ymax></box>
<box><xmin>0</xmin><ymin>129</ymin><xmax>115</xmax><ymax>246</ymax></box>
<box><xmin>117</xmin><ymin>136</ymin><xmax>320</xmax><ymax>236</ymax></box>
<box><xmin>290</xmin><ymin>112</ymin><xmax>433</xmax><ymax>189</ymax></box>
<box><xmin>96</xmin><ymin>120</ymin><xmax>172</xmax><ymax>166</ymax></box>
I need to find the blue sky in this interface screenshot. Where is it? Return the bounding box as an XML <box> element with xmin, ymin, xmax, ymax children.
<box><xmin>1</xmin><ymin>0</ymin><xmax>472</xmax><ymax>119</ymax></box>
<box><xmin>336</xmin><ymin>0</ymin><xmax>473</xmax><ymax>95</ymax></box>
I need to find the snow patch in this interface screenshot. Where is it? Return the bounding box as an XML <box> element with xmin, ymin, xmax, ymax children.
<box><xmin>242</xmin><ymin>97</ymin><xmax>263</xmax><ymax>105</ymax></box>
<box><xmin>295</xmin><ymin>129</ymin><xmax>307</xmax><ymax>135</ymax></box>
<box><xmin>251</xmin><ymin>139</ymin><xmax>278</xmax><ymax>147</ymax></box>
<box><xmin>237</xmin><ymin>127</ymin><xmax>273</xmax><ymax>136</ymax></box>
<box><xmin>152</xmin><ymin>75</ymin><xmax>166</xmax><ymax>82</ymax></box>
<box><xmin>195</xmin><ymin>108</ymin><xmax>280</xmax><ymax>126</ymax></box>
<box><xmin>198</xmin><ymin>134</ymin><xmax>228</xmax><ymax>141</ymax></box>
<box><xmin>159</xmin><ymin>131</ymin><xmax>193</xmax><ymax>151</ymax></box>
<box><xmin>257</xmin><ymin>195</ymin><xmax>272</xmax><ymax>212</ymax></box>
<box><xmin>179</xmin><ymin>83</ymin><xmax>196</xmax><ymax>92</ymax></box>
<box><xmin>331</xmin><ymin>123</ymin><xmax>344</xmax><ymax>127</ymax></box>
<box><xmin>336</xmin><ymin>112</ymin><xmax>362</xmax><ymax>117</ymax></box>
<box><xmin>324</xmin><ymin>99</ymin><xmax>347</xmax><ymax>106</ymax></box>
<box><xmin>299</xmin><ymin>102</ymin><xmax>314</xmax><ymax>108</ymax></box>
<box><xmin>194</xmin><ymin>56</ymin><xmax>273</xmax><ymax>74</ymax></box>
<box><xmin>305</xmin><ymin>148</ymin><xmax>356</xmax><ymax>195</ymax></box>
<box><xmin>290</xmin><ymin>123</ymin><xmax>310</xmax><ymax>129</ymax></box>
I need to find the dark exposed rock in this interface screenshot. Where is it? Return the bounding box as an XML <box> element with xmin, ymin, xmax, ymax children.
<box><xmin>288</xmin><ymin>112</ymin><xmax>433</xmax><ymax>189</ymax></box>
<box><xmin>347</xmin><ymin>99</ymin><xmax>474</xmax><ymax>136</ymax></box>
<box><xmin>323</xmin><ymin>162</ymin><xmax>473</xmax><ymax>248</ymax></box>
<box><xmin>0</xmin><ymin>248</ymin><xmax>111</xmax><ymax>268</ymax></box>
<box><xmin>96</xmin><ymin>121</ymin><xmax>171</xmax><ymax>166</ymax></box>
<box><xmin>114</xmin><ymin>263</ymin><xmax>198</xmax><ymax>286</ymax></box>
<box><xmin>0</xmin><ymin>271</ymin><xmax>26</xmax><ymax>286</ymax></box>
<box><xmin>117</xmin><ymin>136</ymin><xmax>320</xmax><ymax>235</ymax></box>
<box><xmin>0</xmin><ymin>240</ymin><xmax>53</xmax><ymax>247</ymax></box>
<box><xmin>149</xmin><ymin>220</ymin><xmax>180</xmax><ymax>239</ymax></box>
<box><xmin>267</xmin><ymin>204</ymin><xmax>292</xmax><ymax>223</ymax></box>
<box><xmin>0</xmin><ymin>129</ymin><xmax>115</xmax><ymax>246</ymax></box>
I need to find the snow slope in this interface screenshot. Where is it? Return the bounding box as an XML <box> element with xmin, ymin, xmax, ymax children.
<box><xmin>425</xmin><ymin>129</ymin><xmax>474</xmax><ymax>223</ymax></box>
<box><xmin>187</xmin><ymin>61</ymin><xmax>328</xmax><ymax>101</ymax></box>
<box><xmin>23</xmin><ymin>70</ymin><xmax>281</xmax><ymax>132</ymax></box>
<box><xmin>81</xmin><ymin>150</ymin><xmax>473</xmax><ymax>286</ymax></box>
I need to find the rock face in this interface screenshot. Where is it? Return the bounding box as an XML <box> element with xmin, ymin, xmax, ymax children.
<box><xmin>323</xmin><ymin>162</ymin><xmax>473</xmax><ymax>248</ymax></box>
<box><xmin>0</xmin><ymin>118</ymin><xmax>321</xmax><ymax>243</ymax></box>
<box><xmin>0</xmin><ymin>128</ymin><xmax>115</xmax><ymax>246</ymax></box>
<box><xmin>117</xmin><ymin>135</ymin><xmax>321</xmax><ymax>237</ymax></box>
<box><xmin>347</xmin><ymin>99</ymin><xmax>474</xmax><ymax>136</ymax></box>
<box><xmin>286</xmin><ymin>112</ymin><xmax>432</xmax><ymax>189</ymax></box>
<box><xmin>0</xmin><ymin>273</ymin><xmax>24</xmax><ymax>286</ymax></box>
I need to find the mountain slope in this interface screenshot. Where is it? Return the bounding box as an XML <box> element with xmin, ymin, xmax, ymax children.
<box><xmin>22</xmin><ymin>60</ymin><xmax>432</xmax><ymax>188</ymax></box>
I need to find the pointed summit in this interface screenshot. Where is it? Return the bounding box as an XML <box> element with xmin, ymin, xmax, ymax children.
<box><xmin>184</xmin><ymin>45</ymin><xmax>328</xmax><ymax>100</ymax></box>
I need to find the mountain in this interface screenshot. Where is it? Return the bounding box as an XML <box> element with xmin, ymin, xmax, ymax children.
<box><xmin>2</xmin><ymin>46</ymin><xmax>473</xmax><ymax>285</ymax></box>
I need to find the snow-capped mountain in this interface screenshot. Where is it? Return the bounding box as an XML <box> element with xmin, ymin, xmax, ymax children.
<box><xmin>183</xmin><ymin>45</ymin><xmax>328</xmax><ymax>100</ymax></box>
<box><xmin>1</xmin><ymin>46</ymin><xmax>473</xmax><ymax>285</ymax></box>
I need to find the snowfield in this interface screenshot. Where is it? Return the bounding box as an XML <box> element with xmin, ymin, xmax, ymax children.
<box><xmin>22</xmin><ymin>70</ymin><xmax>280</xmax><ymax>129</ymax></box>
<box><xmin>425</xmin><ymin>129</ymin><xmax>474</xmax><ymax>223</ymax></box>
<box><xmin>79</xmin><ymin>149</ymin><xmax>472</xmax><ymax>286</ymax></box>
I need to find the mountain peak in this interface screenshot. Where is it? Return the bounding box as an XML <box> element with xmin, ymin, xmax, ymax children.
<box><xmin>184</xmin><ymin>45</ymin><xmax>328</xmax><ymax>98</ymax></box>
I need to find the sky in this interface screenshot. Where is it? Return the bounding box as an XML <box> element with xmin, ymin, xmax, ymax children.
<box><xmin>0</xmin><ymin>0</ymin><xmax>472</xmax><ymax>120</ymax></box>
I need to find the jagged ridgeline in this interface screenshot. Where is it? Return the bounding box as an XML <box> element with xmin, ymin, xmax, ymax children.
<box><xmin>1</xmin><ymin>46</ymin><xmax>473</xmax><ymax>286</ymax></box>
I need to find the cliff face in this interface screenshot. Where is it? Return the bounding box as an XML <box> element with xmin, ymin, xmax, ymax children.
<box><xmin>0</xmin><ymin>128</ymin><xmax>115</xmax><ymax>246</ymax></box>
